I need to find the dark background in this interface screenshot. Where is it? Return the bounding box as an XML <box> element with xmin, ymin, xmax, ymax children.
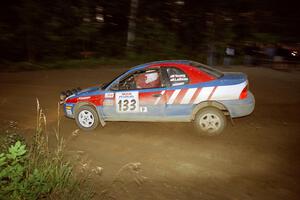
<box><xmin>0</xmin><ymin>0</ymin><xmax>299</xmax><ymax>63</ymax></box>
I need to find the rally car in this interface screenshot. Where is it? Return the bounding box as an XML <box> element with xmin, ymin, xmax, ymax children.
<box><xmin>60</xmin><ymin>60</ymin><xmax>255</xmax><ymax>136</ymax></box>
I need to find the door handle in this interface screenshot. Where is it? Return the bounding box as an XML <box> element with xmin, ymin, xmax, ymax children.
<box><xmin>152</xmin><ymin>93</ymin><xmax>162</xmax><ymax>97</ymax></box>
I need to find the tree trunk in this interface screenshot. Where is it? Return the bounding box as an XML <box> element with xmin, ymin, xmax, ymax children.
<box><xmin>127</xmin><ymin>0</ymin><xmax>138</xmax><ymax>50</ymax></box>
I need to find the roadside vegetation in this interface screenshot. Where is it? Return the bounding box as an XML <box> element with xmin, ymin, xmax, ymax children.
<box><xmin>0</xmin><ymin>100</ymin><xmax>147</xmax><ymax>199</ymax></box>
<box><xmin>0</xmin><ymin>100</ymin><xmax>94</xmax><ymax>200</ymax></box>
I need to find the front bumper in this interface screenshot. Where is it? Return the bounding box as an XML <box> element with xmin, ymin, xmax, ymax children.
<box><xmin>63</xmin><ymin>103</ymin><xmax>75</xmax><ymax>118</ymax></box>
<box><xmin>220</xmin><ymin>91</ymin><xmax>255</xmax><ymax>118</ymax></box>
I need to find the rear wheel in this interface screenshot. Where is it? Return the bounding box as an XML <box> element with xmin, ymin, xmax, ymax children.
<box><xmin>194</xmin><ymin>107</ymin><xmax>227</xmax><ymax>136</ymax></box>
<box><xmin>75</xmin><ymin>106</ymin><xmax>99</xmax><ymax>131</ymax></box>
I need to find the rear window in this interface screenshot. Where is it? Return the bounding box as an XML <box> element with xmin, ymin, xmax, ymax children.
<box><xmin>190</xmin><ymin>61</ymin><xmax>223</xmax><ymax>78</ymax></box>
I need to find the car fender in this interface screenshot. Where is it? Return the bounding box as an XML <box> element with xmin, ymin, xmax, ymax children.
<box><xmin>74</xmin><ymin>102</ymin><xmax>106</xmax><ymax>127</ymax></box>
<box><xmin>191</xmin><ymin>101</ymin><xmax>230</xmax><ymax>120</ymax></box>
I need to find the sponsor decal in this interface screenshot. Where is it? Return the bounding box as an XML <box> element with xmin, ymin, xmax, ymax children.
<box><xmin>66</xmin><ymin>109</ymin><xmax>72</xmax><ymax>115</ymax></box>
<box><xmin>140</xmin><ymin>106</ymin><xmax>148</xmax><ymax>112</ymax></box>
<box><xmin>170</xmin><ymin>77</ymin><xmax>188</xmax><ymax>82</ymax></box>
<box><xmin>78</xmin><ymin>96</ymin><xmax>91</xmax><ymax>100</ymax></box>
<box><xmin>170</xmin><ymin>74</ymin><xmax>188</xmax><ymax>82</ymax></box>
<box><xmin>103</xmin><ymin>99</ymin><xmax>114</xmax><ymax>106</ymax></box>
<box><xmin>115</xmin><ymin>91</ymin><xmax>139</xmax><ymax>113</ymax></box>
<box><xmin>65</xmin><ymin>106</ymin><xmax>72</xmax><ymax>110</ymax></box>
<box><xmin>170</xmin><ymin>74</ymin><xmax>186</xmax><ymax>78</ymax></box>
<box><xmin>65</xmin><ymin>105</ymin><xmax>73</xmax><ymax>115</ymax></box>
<box><xmin>172</xmin><ymin>82</ymin><xmax>184</xmax><ymax>86</ymax></box>
<box><xmin>105</xmin><ymin>92</ymin><xmax>114</xmax><ymax>98</ymax></box>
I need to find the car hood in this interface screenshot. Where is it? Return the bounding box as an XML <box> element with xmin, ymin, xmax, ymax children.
<box><xmin>65</xmin><ymin>86</ymin><xmax>102</xmax><ymax>101</ymax></box>
<box><xmin>77</xmin><ymin>86</ymin><xmax>101</xmax><ymax>95</ymax></box>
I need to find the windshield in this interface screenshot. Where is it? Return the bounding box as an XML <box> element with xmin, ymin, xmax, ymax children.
<box><xmin>189</xmin><ymin>61</ymin><xmax>223</xmax><ymax>78</ymax></box>
<box><xmin>101</xmin><ymin>70</ymin><xmax>128</xmax><ymax>90</ymax></box>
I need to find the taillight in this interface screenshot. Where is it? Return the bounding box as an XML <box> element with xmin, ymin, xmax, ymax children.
<box><xmin>239</xmin><ymin>85</ymin><xmax>248</xmax><ymax>99</ymax></box>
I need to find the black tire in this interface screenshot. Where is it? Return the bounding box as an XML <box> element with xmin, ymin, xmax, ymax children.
<box><xmin>75</xmin><ymin>106</ymin><xmax>99</xmax><ymax>131</ymax></box>
<box><xmin>194</xmin><ymin>107</ymin><xmax>227</xmax><ymax>136</ymax></box>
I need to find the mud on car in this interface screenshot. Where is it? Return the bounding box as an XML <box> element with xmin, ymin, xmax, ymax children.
<box><xmin>60</xmin><ymin>60</ymin><xmax>255</xmax><ymax>136</ymax></box>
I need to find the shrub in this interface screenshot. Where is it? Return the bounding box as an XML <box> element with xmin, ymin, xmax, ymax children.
<box><xmin>0</xmin><ymin>100</ymin><xmax>94</xmax><ymax>200</ymax></box>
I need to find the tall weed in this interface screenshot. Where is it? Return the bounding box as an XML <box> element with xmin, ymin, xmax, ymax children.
<box><xmin>0</xmin><ymin>99</ymin><xmax>94</xmax><ymax>200</ymax></box>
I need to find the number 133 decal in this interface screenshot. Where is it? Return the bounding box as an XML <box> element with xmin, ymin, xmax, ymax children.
<box><xmin>115</xmin><ymin>92</ymin><xmax>139</xmax><ymax>113</ymax></box>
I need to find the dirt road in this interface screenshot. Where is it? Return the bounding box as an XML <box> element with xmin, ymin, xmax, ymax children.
<box><xmin>0</xmin><ymin>65</ymin><xmax>299</xmax><ymax>200</ymax></box>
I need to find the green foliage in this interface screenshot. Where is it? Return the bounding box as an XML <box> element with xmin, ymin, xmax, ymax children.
<box><xmin>0</xmin><ymin>141</ymin><xmax>90</xmax><ymax>200</ymax></box>
<box><xmin>0</xmin><ymin>134</ymin><xmax>25</xmax><ymax>153</ymax></box>
<box><xmin>0</xmin><ymin>102</ymin><xmax>94</xmax><ymax>200</ymax></box>
<box><xmin>0</xmin><ymin>141</ymin><xmax>27</xmax><ymax>199</ymax></box>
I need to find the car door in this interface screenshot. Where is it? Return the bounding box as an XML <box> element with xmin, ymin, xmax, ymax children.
<box><xmin>102</xmin><ymin>68</ymin><xmax>167</xmax><ymax>121</ymax></box>
<box><xmin>161</xmin><ymin>66</ymin><xmax>196</xmax><ymax>120</ymax></box>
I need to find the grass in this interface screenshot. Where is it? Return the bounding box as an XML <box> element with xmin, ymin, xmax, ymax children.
<box><xmin>0</xmin><ymin>99</ymin><xmax>148</xmax><ymax>200</ymax></box>
<box><xmin>0</xmin><ymin>99</ymin><xmax>94</xmax><ymax>200</ymax></box>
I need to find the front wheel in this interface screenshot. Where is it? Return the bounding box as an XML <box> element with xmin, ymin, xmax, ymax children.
<box><xmin>194</xmin><ymin>107</ymin><xmax>227</xmax><ymax>136</ymax></box>
<box><xmin>75</xmin><ymin>106</ymin><xmax>99</xmax><ymax>131</ymax></box>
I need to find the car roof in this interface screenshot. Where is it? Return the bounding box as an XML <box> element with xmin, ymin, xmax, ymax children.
<box><xmin>129</xmin><ymin>60</ymin><xmax>191</xmax><ymax>72</ymax></box>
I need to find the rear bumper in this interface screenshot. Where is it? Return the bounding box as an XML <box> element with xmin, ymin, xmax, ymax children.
<box><xmin>220</xmin><ymin>91</ymin><xmax>255</xmax><ymax>118</ymax></box>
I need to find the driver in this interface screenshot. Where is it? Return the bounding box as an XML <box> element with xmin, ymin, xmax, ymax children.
<box><xmin>135</xmin><ymin>71</ymin><xmax>160</xmax><ymax>89</ymax></box>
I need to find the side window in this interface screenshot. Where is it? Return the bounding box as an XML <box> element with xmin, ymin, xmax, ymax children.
<box><xmin>166</xmin><ymin>67</ymin><xmax>189</xmax><ymax>86</ymax></box>
<box><xmin>115</xmin><ymin>69</ymin><xmax>162</xmax><ymax>90</ymax></box>
<box><xmin>135</xmin><ymin>70</ymin><xmax>161</xmax><ymax>89</ymax></box>
<box><xmin>117</xmin><ymin>74</ymin><xmax>136</xmax><ymax>90</ymax></box>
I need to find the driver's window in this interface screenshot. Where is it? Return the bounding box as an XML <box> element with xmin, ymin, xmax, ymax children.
<box><xmin>115</xmin><ymin>69</ymin><xmax>162</xmax><ymax>90</ymax></box>
<box><xmin>117</xmin><ymin>74</ymin><xmax>136</xmax><ymax>90</ymax></box>
<box><xmin>135</xmin><ymin>70</ymin><xmax>161</xmax><ymax>89</ymax></box>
